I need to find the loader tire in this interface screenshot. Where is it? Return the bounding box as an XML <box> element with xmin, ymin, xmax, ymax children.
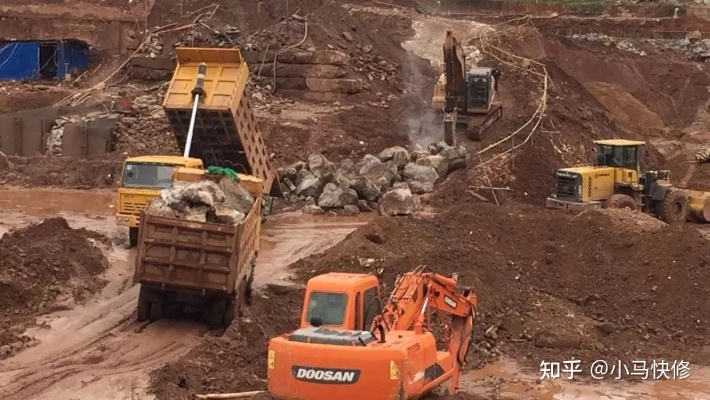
<box><xmin>656</xmin><ymin>188</ymin><xmax>689</xmax><ymax>224</ymax></box>
<box><xmin>603</xmin><ymin>194</ymin><xmax>637</xmax><ymax>210</ymax></box>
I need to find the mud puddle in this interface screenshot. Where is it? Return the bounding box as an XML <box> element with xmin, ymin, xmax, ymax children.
<box><xmin>0</xmin><ymin>189</ymin><xmax>370</xmax><ymax>400</ymax></box>
<box><xmin>463</xmin><ymin>357</ymin><xmax>710</xmax><ymax>399</ymax></box>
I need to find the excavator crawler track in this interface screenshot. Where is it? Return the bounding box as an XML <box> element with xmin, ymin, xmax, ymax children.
<box><xmin>466</xmin><ymin>104</ymin><xmax>503</xmax><ymax>141</ymax></box>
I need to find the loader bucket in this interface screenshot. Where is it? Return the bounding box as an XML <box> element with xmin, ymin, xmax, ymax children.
<box><xmin>684</xmin><ymin>189</ymin><xmax>710</xmax><ymax>223</ymax></box>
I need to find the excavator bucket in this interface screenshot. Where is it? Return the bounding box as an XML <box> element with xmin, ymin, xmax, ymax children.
<box><xmin>683</xmin><ymin>189</ymin><xmax>710</xmax><ymax>223</ymax></box>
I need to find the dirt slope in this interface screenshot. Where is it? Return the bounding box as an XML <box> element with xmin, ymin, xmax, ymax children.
<box><xmin>289</xmin><ymin>203</ymin><xmax>710</xmax><ymax>369</ymax></box>
<box><xmin>0</xmin><ymin>217</ymin><xmax>109</xmax><ymax>358</ymax></box>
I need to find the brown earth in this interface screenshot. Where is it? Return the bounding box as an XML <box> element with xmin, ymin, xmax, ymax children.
<box><xmin>287</xmin><ymin>203</ymin><xmax>710</xmax><ymax>369</ymax></box>
<box><xmin>0</xmin><ymin>217</ymin><xmax>110</xmax><ymax>358</ymax></box>
<box><xmin>0</xmin><ymin>155</ymin><xmax>120</xmax><ymax>189</ymax></box>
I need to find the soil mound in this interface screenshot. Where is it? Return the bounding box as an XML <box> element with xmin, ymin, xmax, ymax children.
<box><xmin>149</xmin><ymin>285</ymin><xmax>302</xmax><ymax>400</ymax></box>
<box><xmin>0</xmin><ymin>217</ymin><xmax>109</xmax><ymax>357</ymax></box>
<box><xmin>289</xmin><ymin>203</ymin><xmax>710</xmax><ymax>369</ymax></box>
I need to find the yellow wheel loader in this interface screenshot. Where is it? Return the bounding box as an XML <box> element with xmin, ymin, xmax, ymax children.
<box><xmin>546</xmin><ymin>139</ymin><xmax>690</xmax><ymax>224</ymax></box>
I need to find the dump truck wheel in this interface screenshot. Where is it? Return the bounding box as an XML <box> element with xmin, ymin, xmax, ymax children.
<box><xmin>223</xmin><ymin>300</ymin><xmax>236</xmax><ymax>329</ymax></box>
<box><xmin>208</xmin><ymin>300</ymin><xmax>226</xmax><ymax>330</ymax></box>
<box><xmin>149</xmin><ymin>299</ymin><xmax>163</xmax><ymax>321</ymax></box>
<box><xmin>128</xmin><ymin>227</ymin><xmax>139</xmax><ymax>248</ymax></box>
<box><xmin>603</xmin><ymin>194</ymin><xmax>637</xmax><ymax>210</ymax></box>
<box><xmin>137</xmin><ymin>299</ymin><xmax>150</xmax><ymax>322</ymax></box>
<box><xmin>656</xmin><ymin>188</ymin><xmax>689</xmax><ymax>224</ymax></box>
<box><xmin>236</xmin><ymin>281</ymin><xmax>247</xmax><ymax>318</ymax></box>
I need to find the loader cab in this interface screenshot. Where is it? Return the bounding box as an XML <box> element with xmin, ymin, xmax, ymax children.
<box><xmin>466</xmin><ymin>68</ymin><xmax>492</xmax><ymax>109</ymax></box>
<box><xmin>593</xmin><ymin>139</ymin><xmax>644</xmax><ymax>172</ymax></box>
<box><xmin>301</xmin><ymin>273</ymin><xmax>382</xmax><ymax>331</ymax></box>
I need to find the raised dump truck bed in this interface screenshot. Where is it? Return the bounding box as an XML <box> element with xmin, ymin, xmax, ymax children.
<box><xmin>162</xmin><ymin>47</ymin><xmax>279</xmax><ymax>195</ymax></box>
<box><xmin>134</xmin><ymin>196</ymin><xmax>261</xmax><ymax>329</ymax></box>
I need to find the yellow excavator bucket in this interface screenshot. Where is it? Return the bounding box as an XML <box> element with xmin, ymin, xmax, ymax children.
<box><xmin>684</xmin><ymin>189</ymin><xmax>710</xmax><ymax>223</ymax></box>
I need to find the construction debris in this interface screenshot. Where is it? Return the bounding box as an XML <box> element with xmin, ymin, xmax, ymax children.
<box><xmin>146</xmin><ymin>179</ymin><xmax>254</xmax><ymax>224</ymax></box>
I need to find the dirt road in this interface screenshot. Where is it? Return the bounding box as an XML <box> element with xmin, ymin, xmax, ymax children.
<box><xmin>0</xmin><ymin>188</ymin><xmax>370</xmax><ymax>400</ymax></box>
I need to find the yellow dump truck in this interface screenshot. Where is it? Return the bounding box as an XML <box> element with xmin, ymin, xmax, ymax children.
<box><xmin>134</xmin><ymin>168</ymin><xmax>264</xmax><ymax>329</ymax></box>
<box><xmin>115</xmin><ymin>47</ymin><xmax>279</xmax><ymax>246</ymax></box>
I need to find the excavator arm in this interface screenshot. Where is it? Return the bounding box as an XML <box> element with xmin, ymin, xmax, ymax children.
<box><xmin>442</xmin><ymin>31</ymin><xmax>468</xmax><ymax>145</ymax></box>
<box><xmin>443</xmin><ymin>30</ymin><xmax>466</xmax><ymax>113</ymax></box>
<box><xmin>371</xmin><ymin>266</ymin><xmax>477</xmax><ymax>393</ymax></box>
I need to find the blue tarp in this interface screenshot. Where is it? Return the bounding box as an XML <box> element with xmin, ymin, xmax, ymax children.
<box><xmin>56</xmin><ymin>41</ymin><xmax>89</xmax><ymax>79</ymax></box>
<box><xmin>0</xmin><ymin>42</ymin><xmax>40</xmax><ymax>80</ymax></box>
<box><xmin>0</xmin><ymin>40</ymin><xmax>89</xmax><ymax>81</ymax></box>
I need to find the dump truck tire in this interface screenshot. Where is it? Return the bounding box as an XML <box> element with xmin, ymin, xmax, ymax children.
<box><xmin>149</xmin><ymin>299</ymin><xmax>164</xmax><ymax>321</ymax></box>
<box><xmin>236</xmin><ymin>281</ymin><xmax>247</xmax><ymax>318</ymax></box>
<box><xmin>129</xmin><ymin>227</ymin><xmax>139</xmax><ymax>248</ymax></box>
<box><xmin>656</xmin><ymin>188</ymin><xmax>689</xmax><ymax>224</ymax></box>
<box><xmin>223</xmin><ymin>299</ymin><xmax>236</xmax><ymax>329</ymax></box>
<box><xmin>208</xmin><ymin>300</ymin><xmax>227</xmax><ymax>330</ymax></box>
<box><xmin>137</xmin><ymin>299</ymin><xmax>150</xmax><ymax>322</ymax></box>
<box><xmin>603</xmin><ymin>194</ymin><xmax>637</xmax><ymax>210</ymax></box>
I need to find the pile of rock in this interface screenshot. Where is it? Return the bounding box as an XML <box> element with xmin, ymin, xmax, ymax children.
<box><xmin>278</xmin><ymin>142</ymin><xmax>470</xmax><ymax>217</ymax></box>
<box><xmin>146</xmin><ymin>178</ymin><xmax>255</xmax><ymax>225</ymax></box>
<box><xmin>114</xmin><ymin>93</ymin><xmax>180</xmax><ymax>156</ymax></box>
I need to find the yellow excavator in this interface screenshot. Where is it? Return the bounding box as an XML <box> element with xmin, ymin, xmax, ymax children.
<box><xmin>546</xmin><ymin>139</ymin><xmax>701</xmax><ymax>223</ymax></box>
<box><xmin>421</xmin><ymin>31</ymin><xmax>503</xmax><ymax>146</ymax></box>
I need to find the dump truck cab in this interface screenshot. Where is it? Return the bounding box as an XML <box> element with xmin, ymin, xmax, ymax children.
<box><xmin>116</xmin><ymin>155</ymin><xmax>203</xmax><ymax>246</ymax></box>
<box><xmin>547</xmin><ymin>139</ymin><xmax>689</xmax><ymax>223</ymax></box>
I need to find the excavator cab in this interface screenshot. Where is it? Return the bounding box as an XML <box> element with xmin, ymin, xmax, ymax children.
<box><xmin>466</xmin><ymin>69</ymin><xmax>492</xmax><ymax>110</ymax></box>
<box><xmin>267</xmin><ymin>270</ymin><xmax>477</xmax><ymax>400</ymax></box>
<box><xmin>300</xmin><ymin>273</ymin><xmax>382</xmax><ymax>331</ymax></box>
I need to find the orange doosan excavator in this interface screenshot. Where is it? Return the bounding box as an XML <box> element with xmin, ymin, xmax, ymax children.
<box><xmin>266</xmin><ymin>266</ymin><xmax>478</xmax><ymax>400</ymax></box>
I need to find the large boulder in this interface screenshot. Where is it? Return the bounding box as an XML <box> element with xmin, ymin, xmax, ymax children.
<box><xmin>351</xmin><ymin>176</ymin><xmax>380</xmax><ymax>201</ymax></box>
<box><xmin>379</xmin><ymin>188</ymin><xmax>414</xmax><ymax>216</ymax></box>
<box><xmin>307</xmin><ymin>153</ymin><xmax>336</xmax><ymax>178</ymax></box>
<box><xmin>295</xmin><ymin>170</ymin><xmax>319</xmax><ymax>197</ymax></box>
<box><xmin>410</xmin><ymin>144</ymin><xmax>430</xmax><ymax>162</ymax></box>
<box><xmin>343</xmin><ymin>188</ymin><xmax>359</xmax><ymax>205</ymax></box>
<box><xmin>358</xmin><ymin>155</ymin><xmax>397</xmax><ymax>187</ymax></box>
<box><xmin>415</xmin><ymin>155</ymin><xmax>449</xmax><ymax>181</ymax></box>
<box><xmin>146</xmin><ymin>198</ymin><xmax>176</xmax><ymax>218</ymax></box>
<box><xmin>219</xmin><ymin>178</ymin><xmax>255</xmax><ymax>214</ymax></box>
<box><xmin>214</xmin><ymin>206</ymin><xmax>246</xmax><ymax>224</ymax></box>
<box><xmin>318</xmin><ymin>182</ymin><xmax>347</xmax><ymax>209</ymax></box>
<box><xmin>356</xmin><ymin>154</ymin><xmax>381</xmax><ymax>175</ymax></box>
<box><xmin>378</xmin><ymin>146</ymin><xmax>410</xmax><ymax>168</ymax></box>
<box><xmin>439</xmin><ymin>145</ymin><xmax>469</xmax><ymax>172</ymax></box>
<box><xmin>276</xmin><ymin>165</ymin><xmax>298</xmax><ymax>183</ymax></box>
<box><xmin>402</xmin><ymin>163</ymin><xmax>439</xmax><ymax>194</ymax></box>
